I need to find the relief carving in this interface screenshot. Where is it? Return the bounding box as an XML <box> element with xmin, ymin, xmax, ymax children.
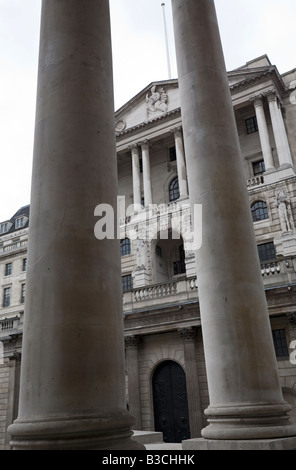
<box><xmin>146</xmin><ymin>86</ymin><xmax>168</xmax><ymax>119</ymax></box>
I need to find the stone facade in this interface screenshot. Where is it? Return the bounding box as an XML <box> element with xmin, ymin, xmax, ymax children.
<box><xmin>1</xmin><ymin>55</ymin><xmax>296</xmax><ymax>448</ymax></box>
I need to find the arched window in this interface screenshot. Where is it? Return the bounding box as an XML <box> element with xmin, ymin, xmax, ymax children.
<box><xmin>120</xmin><ymin>238</ymin><xmax>131</xmax><ymax>256</ymax></box>
<box><xmin>251</xmin><ymin>201</ymin><xmax>269</xmax><ymax>222</ymax></box>
<box><xmin>169</xmin><ymin>177</ymin><xmax>180</xmax><ymax>202</ymax></box>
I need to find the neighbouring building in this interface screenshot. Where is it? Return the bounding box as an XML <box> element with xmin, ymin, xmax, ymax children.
<box><xmin>1</xmin><ymin>55</ymin><xmax>296</xmax><ymax>448</ymax></box>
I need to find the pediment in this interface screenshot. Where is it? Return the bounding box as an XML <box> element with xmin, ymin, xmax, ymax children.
<box><xmin>115</xmin><ymin>79</ymin><xmax>180</xmax><ymax>133</ymax></box>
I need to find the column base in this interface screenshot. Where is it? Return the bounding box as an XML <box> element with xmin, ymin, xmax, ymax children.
<box><xmin>182</xmin><ymin>436</ymin><xmax>296</xmax><ymax>450</ymax></box>
<box><xmin>8</xmin><ymin>412</ymin><xmax>146</xmax><ymax>450</ymax></box>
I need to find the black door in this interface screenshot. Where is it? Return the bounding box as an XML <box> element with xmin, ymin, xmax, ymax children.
<box><xmin>152</xmin><ymin>361</ymin><xmax>191</xmax><ymax>443</ymax></box>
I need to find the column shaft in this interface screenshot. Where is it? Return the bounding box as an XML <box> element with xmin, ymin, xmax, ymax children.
<box><xmin>173</xmin><ymin>127</ymin><xmax>188</xmax><ymax>199</ymax></box>
<box><xmin>172</xmin><ymin>0</ymin><xmax>296</xmax><ymax>441</ymax></box>
<box><xmin>131</xmin><ymin>145</ymin><xmax>141</xmax><ymax>207</ymax></box>
<box><xmin>267</xmin><ymin>91</ymin><xmax>293</xmax><ymax>168</ymax></box>
<box><xmin>141</xmin><ymin>141</ymin><xmax>153</xmax><ymax>206</ymax></box>
<box><xmin>252</xmin><ymin>95</ymin><xmax>275</xmax><ymax>171</ymax></box>
<box><xmin>8</xmin><ymin>0</ymin><xmax>143</xmax><ymax>450</ymax></box>
<box><xmin>179</xmin><ymin>329</ymin><xmax>203</xmax><ymax>438</ymax></box>
<box><xmin>125</xmin><ymin>337</ymin><xmax>142</xmax><ymax>430</ymax></box>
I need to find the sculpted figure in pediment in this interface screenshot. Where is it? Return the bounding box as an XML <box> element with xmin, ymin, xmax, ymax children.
<box><xmin>146</xmin><ymin>86</ymin><xmax>168</xmax><ymax>119</ymax></box>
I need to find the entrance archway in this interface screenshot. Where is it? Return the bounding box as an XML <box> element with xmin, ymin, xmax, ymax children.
<box><xmin>152</xmin><ymin>360</ymin><xmax>190</xmax><ymax>443</ymax></box>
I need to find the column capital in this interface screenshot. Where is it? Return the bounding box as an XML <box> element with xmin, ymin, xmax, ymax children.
<box><xmin>170</xmin><ymin>125</ymin><xmax>183</xmax><ymax>137</ymax></box>
<box><xmin>139</xmin><ymin>139</ymin><xmax>149</xmax><ymax>150</ymax></box>
<box><xmin>128</xmin><ymin>143</ymin><xmax>139</xmax><ymax>155</ymax></box>
<box><xmin>264</xmin><ymin>88</ymin><xmax>282</xmax><ymax>106</ymax></box>
<box><xmin>250</xmin><ymin>93</ymin><xmax>264</xmax><ymax>108</ymax></box>
<box><xmin>125</xmin><ymin>335</ymin><xmax>141</xmax><ymax>349</ymax></box>
<box><xmin>178</xmin><ymin>327</ymin><xmax>198</xmax><ymax>342</ymax></box>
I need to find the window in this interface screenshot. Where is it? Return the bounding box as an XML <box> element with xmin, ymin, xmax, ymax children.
<box><xmin>272</xmin><ymin>329</ymin><xmax>289</xmax><ymax>358</ymax></box>
<box><xmin>156</xmin><ymin>245</ymin><xmax>162</xmax><ymax>257</ymax></box>
<box><xmin>15</xmin><ymin>217</ymin><xmax>24</xmax><ymax>229</ymax></box>
<box><xmin>122</xmin><ymin>274</ymin><xmax>133</xmax><ymax>292</ymax></box>
<box><xmin>3</xmin><ymin>287</ymin><xmax>11</xmax><ymax>307</ymax></box>
<box><xmin>252</xmin><ymin>160</ymin><xmax>266</xmax><ymax>176</ymax></box>
<box><xmin>169</xmin><ymin>146</ymin><xmax>177</xmax><ymax>162</ymax></box>
<box><xmin>22</xmin><ymin>258</ymin><xmax>27</xmax><ymax>272</ymax></box>
<box><xmin>5</xmin><ymin>263</ymin><xmax>12</xmax><ymax>276</ymax></box>
<box><xmin>0</xmin><ymin>223</ymin><xmax>8</xmax><ymax>234</ymax></box>
<box><xmin>120</xmin><ymin>238</ymin><xmax>131</xmax><ymax>256</ymax></box>
<box><xmin>245</xmin><ymin>116</ymin><xmax>258</xmax><ymax>134</ymax></box>
<box><xmin>173</xmin><ymin>245</ymin><xmax>186</xmax><ymax>275</ymax></box>
<box><xmin>21</xmin><ymin>283</ymin><xmax>26</xmax><ymax>304</ymax></box>
<box><xmin>257</xmin><ymin>242</ymin><xmax>276</xmax><ymax>262</ymax></box>
<box><xmin>251</xmin><ymin>201</ymin><xmax>269</xmax><ymax>222</ymax></box>
<box><xmin>169</xmin><ymin>177</ymin><xmax>180</xmax><ymax>202</ymax></box>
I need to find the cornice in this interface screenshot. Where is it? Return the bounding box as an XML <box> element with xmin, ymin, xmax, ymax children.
<box><xmin>230</xmin><ymin>67</ymin><xmax>287</xmax><ymax>97</ymax></box>
<box><xmin>116</xmin><ymin>108</ymin><xmax>181</xmax><ymax>139</ymax></box>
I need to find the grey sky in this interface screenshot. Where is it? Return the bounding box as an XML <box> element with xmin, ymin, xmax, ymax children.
<box><xmin>0</xmin><ymin>0</ymin><xmax>295</xmax><ymax>221</ymax></box>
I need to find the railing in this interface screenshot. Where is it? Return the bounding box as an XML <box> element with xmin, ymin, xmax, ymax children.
<box><xmin>247</xmin><ymin>175</ymin><xmax>264</xmax><ymax>188</ymax></box>
<box><xmin>0</xmin><ymin>316</ymin><xmax>20</xmax><ymax>333</ymax></box>
<box><xmin>0</xmin><ymin>240</ymin><xmax>27</xmax><ymax>254</ymax></box>
<box><xmin>134</xmin><ymin>282</ymin><xmax>177</xmax><ymax>302</ymax></box>
<box><xmin>261</xmin><ymin>262</ymin><xmax>281</xmax><ymax>277</ymax></box>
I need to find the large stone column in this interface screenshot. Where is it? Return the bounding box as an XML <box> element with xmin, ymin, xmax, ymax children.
<box><xmin>141</xmin><ymin>140</ymin><xmax>153</xmax><ymax>206</ymax></box>
<box><xmin>125</xmin><ymin>336</ymin><xmax>142</xmax><ymax>430</ymax></box>
<box><xmin>130</xmin><ymin>144</ymin><xmax>142</xmax><ymax>207</ymax></box>
<box><xmin>172</xmin><ymin>127</ymin><xmax>188</xmax><ymax>199</ymax></box>
<box><xmin>172</xmin><ymin>0</ymin><xmax>296</xmax><ymax>449</ymax></box>
<box><xmin>251</xmin><ymin>94</ymin><xmax>275</xmax><ymax>173</ymax></box>
<box><xmin>267</xmin><ymin>90</ymin><xmax>294</xmax><ymax>170</ymax></box>
<box><xmin>8</xmin><ymin>0</ymin><xmax>143</xmax><ymax>450</ymax></box>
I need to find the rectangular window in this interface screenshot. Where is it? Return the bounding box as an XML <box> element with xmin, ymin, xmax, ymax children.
<box><xmin>169</xmin><ymin>146</ymin><xmax>177</xmax><ymax>162</ymax></box>
<box><xmin>0</xmin><ymin>223</ymin><xmax>8</xmax><ymax>234</ymax></box>
<box><xmin>252</xmin><ymin>160</ymin><xmax>266</xmax><ymax>176</ymax></box>
<box><xmin>21</xmin><ymin>283</ymin><xmax>26</xmax><ymax>304</ymax></box>
<box><xmin>5</xmin><ymin>263</ymin><xmax>12</xmax><ymax>276</ymax></box>
<box><xmin>272</xmin><ymin>329</ymin><xmax>289</xmax><ymax>358</ymax></box>
<box><xmin>3</xmin><ymin>287</ymin><xmax>11</xmax><ymax>307</ymax></box>
<box><xmin>245</xmin><ymin>116</ymin><xmax>258</xmax><ymax>134</ymax></box>
<box><xmin>257</xmin><ymin>242</ymin><xmax>276</xmax><ymax>262</ymax></box>
<box><xmin>22</xmin><ymin>258</ymin><xmax>27</xmax><ymax>272</ymax></box>
<box><xmin>122</xmin><ymin>274</ymin><xmax>133</xmax><ymax>292</ymax></box>
<box><xmin>15</xmin><ymin>217</ymin><xmax>24</xmax><ymax>229</ymax></box>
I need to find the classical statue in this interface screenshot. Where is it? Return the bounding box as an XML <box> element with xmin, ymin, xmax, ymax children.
<box><xmin>276</xmin><ymin>188</ymin><xmax>295</xmax><ymax>233</ymax></box>
<box><xmin>146</xmin><ymin>86</ymin><xmax>168</xmax><ymax>118</ymax></box>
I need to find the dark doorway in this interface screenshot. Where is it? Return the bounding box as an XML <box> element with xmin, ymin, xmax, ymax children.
<box><xmin>152</xmin><ymin>361</ymin><xmax>190</xmax><ymax>443</ymax></box>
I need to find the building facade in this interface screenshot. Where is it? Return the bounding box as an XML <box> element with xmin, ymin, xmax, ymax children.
<box><xmin>1</xmin><ymin>55</ymin><xmax>296</xmax><ymax>448</ymax></box>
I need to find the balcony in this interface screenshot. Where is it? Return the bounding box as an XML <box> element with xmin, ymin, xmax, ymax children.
<box><xmin>123</xmin><ymin>277</ymin><xmax>198</xmax><ymax>312</ymax></box>
<box><xmin>261</xmin><ymin>258</ymin><xmax>296</xmax><ymax>288</ymax></box>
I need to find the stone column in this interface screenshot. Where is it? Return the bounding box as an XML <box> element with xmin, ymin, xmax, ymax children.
<box><xmin>266</xmin><ymin>90</ymin><xmax>294</xmax><ymax>169</ymax></box>
<box><xmin>130</xmin><ymin>144</ymin><xmax>142</xmax><ymax>207</ymax></box>
<box><xmin>251</xmin><ymin>94</ymin><xmax>275</xmax><ymax>172</ymax></box>
<box><xmin>172</xmin><ymin>126</ymin><xmax>188</xmax><ymax>199</ymax></box>
<box><xmin>7</xmin><ymin>0</ymin><xmax>143</xmax><ymax>450</ymax></box>
<box><xmin>179</xmin><ymin>328</ymin><xmax>203</xmax><ymax>438</ymax></box>
<box><xmin>125</xmin><ymin>336</ymin><xmax>142</xmax><ymax>430</ymax></box>
<box><xmin>141</xmin><ymin>140</ymin><xmax>153</xmax><ymax>206</ymax></box>
<box><xmin>172</xmin><ymin>0</ymin><xmax>296</xmax><ymax>449</ymax></box>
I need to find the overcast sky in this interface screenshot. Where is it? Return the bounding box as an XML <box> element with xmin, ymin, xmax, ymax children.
<box><xmin>0</xmin><ymin>0</ymin><xmax>296</xmax><ymax>222</ymax></box>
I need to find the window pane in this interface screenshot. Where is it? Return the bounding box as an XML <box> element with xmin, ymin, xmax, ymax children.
<box><xmin>5</xmin><ymin>263</ymin><xmax>12</xmax><ymax>276</ymax></box>
<box><xmin>252</xmin><ymin>201</ymin><xmax>269</xmax><ymax>222</ymax></box>
<box><xmin>169</xmin><ymin>177</ymin><xmax>180</xmax><ymax>202</ymax></box>
<box><xmin>252</xmin><ymin>160</ymin><xmax>266</xmax><ymax>176</ymax></box>
<box><xmin>120</xmin><ymin>238</ymin><xmax>131</xmax><ymax>256</ymax></box>
<box><xmin>272</xmin><ymin>329</ymin><xmax>289</xmax><ymax>357</ymax></box>
<box><xmin>3</xmin><ymin>287</ymin><xmax>11</xmax><ymax>307</ymax></box>
<box><xmin>246</xmin><ymin>116</ymin><xmax>258</xmax><ymax>134</ymax></box>
<box><xmin>122</xmin><ymin>274</ymin><xmax>133</xmax><ymax>292</ymax></box>
<box><xmin>257</xmin><ymin>242</ymin><xmax>276</xmax><ymax>262</ymax></box>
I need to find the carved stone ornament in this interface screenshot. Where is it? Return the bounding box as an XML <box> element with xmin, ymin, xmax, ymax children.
<box><xmin>115</xmin><ymin>120</ymin><xmax>126</xmax><ymax>132</ymax></box>
<box><xmin>275</xmin><ymin>187</ymin><xmax>295</xmax><ymax>234</ymax></box>
<box><xmin>146</xmin><ymin>86</ymin><xmax>168</xmax><ymax>119</ymax></box>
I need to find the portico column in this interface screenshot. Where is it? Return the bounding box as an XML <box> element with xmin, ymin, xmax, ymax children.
<box><xmin>125</xmin><ymin>336</ymin><xmax>142</xmax><ymax>430</ymax></box>
<box><xmin>8</xmin><ymin>0</ymin><xmax>143</xmax><ymax>450</ymax></box>
<box><xmin>179</xmin><ymin>328</ymin><xmax>203</xmax><ymax>438</ymax></box>
<box><xmin>141</xmin><ymin>140</ymin><xmax>153</xmax><ymax>206</ymax></box>
<box><xmin>251</xmin><ymin>95</ymin><xmax>275</xmax><ymax>172</ymax></box>
<box><xmin>266</xmin><ymin>90</ymin><xmax>294</xmax><ymax>169</ymax></box>
<box><xmin>172</xmin><ymin>126</ymin><xmax>188</xmax><ymax>199</ymax></box>
<box><xmin>172</xmin><ymin>0</ymin><xmax>296</xmax><ymax>447</ymax></box>
<box><xmin>130</xmin><ymin>144</ymin><xmax>141</xmax><ymax>207</ymax></box>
